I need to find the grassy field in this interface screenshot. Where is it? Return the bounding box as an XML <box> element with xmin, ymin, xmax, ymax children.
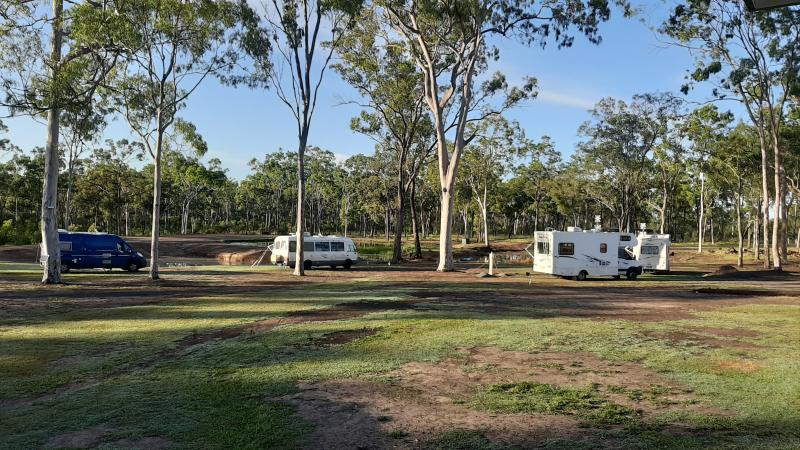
<box><xmin>0</xmin><ymin>255</ymin><xmax>799</xmax><ymax>449</ymax></box>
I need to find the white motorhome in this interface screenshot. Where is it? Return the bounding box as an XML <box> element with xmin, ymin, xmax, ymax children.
<box><xmin>270</xmin><ymin>234</ymin><xmax>359</xmax><ymax>270</ymax></box>
<box><xmin>633</xmin><ymin>232</ymin><xmax>670</xmax><ymax>273</ymax></box>
<box><xmin>530</xmin><ymin>227</ymin><xmax>643</xmax><ymax>281</ymax></box>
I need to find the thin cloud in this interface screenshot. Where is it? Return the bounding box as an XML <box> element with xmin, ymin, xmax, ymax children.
<box><xmin>537</xmin><ymin>90</ymin><xmax>598</xmax><ymax>110</ymax></box>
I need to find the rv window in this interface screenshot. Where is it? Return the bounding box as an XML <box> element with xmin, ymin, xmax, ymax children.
<box><xmin>536</xmin><ymin>241</ymin><xmax>550</xmax><ymax>255</ymax></box>
<box><xmin>330</xmin><ymin>241</ymin><xmax>345</xmax><ymax>252</ymax></box>
<box><xmin>303</xmin><ymin>241</ymin><xmax>315</xmax><ymax>252</ymax></box>
<box><xmin>558</xmin><ymin>243</ymin><xmax>574</xmax><ymax>256</ymax></box>
<box><xmin>641</xmin><ymin>245</ymin><xmax>660</xmax><ymax>255</ymax></box>
<box><xmin>60</xmin><ymin>242</ymin><xmax>72</xmax><ymax>252</ymax></box>
<box><xmin>618</xmin><ymin>247</ymin><xmax>634</xmax><ymax>260</ymax></box>
<box><xmin>600</xmin><ymin>243</ymin><xmax>607</xmax><ymax>253</ymax></box>
<box><xmin>620</xmin><ymin>235</ymin><xmax>632</xmax><ymax>242</ymax></box>
<box><xmin>315</xmin><ymin>242</ymin><xmax>330</xmax><ymax>252</ymax></box>
<box><xmin>116</xmin><ymin>241</ymin><xmax>125</xmax><ymax>253</ymax></box>
<box><xmin>289</xmin><ymin>241</ymin><xmax>296</xmax><ymax>252</ymax></box>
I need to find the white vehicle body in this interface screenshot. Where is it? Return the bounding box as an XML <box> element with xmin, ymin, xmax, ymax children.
<box><xmin>270</xmin><ymin>234</ymin><xmax>359</xmax><ymax>269</ymax></box>
<box><xmin>633</xmin><ymin>233</ymin><xmax>670</xmax><ymax>272</ymax></box>
<box><xmin>531</xmin><ymin>228</ymin><xmax>643</xmax><ymax>280</ymax></box>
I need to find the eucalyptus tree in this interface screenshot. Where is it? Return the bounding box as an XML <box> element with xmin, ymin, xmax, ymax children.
<box><xmin>663</xmin><ymin>1</ymin><xmax>800</xmax><ymax>269</ymax></box>
<box><xmin>112</xmin><ymin>0</ymin><xmax>253</xmax><ymax>279</ymax></box>
<box><xmin>1</xmin><ymin>0</ymin><xmax>126</xmax><ymax>283</ymax></box>
<box><xmin>243</xmin><ymin>0</ymin><xmax>361</xmax><ymax>275</ymax></box>
<box><xmin>334</xmin><ymin>9</ymin><xmax>434</xmax><ymax>262</ymax></box>
<box><xmin>577</xmin><ymin>93</ymin><xmax>682</xmax><ymax>232</ymax></box>
<box><xmin>381</xmin><ymin>0</ymin><xmax>628</xmax><ymax>271</ymax></box>
<box><xmin>461</xmin><ymin>115</ymin><xmax>523</xmax><ymax>247</ymax></box>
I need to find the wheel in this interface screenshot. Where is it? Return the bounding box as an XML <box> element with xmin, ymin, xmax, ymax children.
<box><xmin>626</xmin><ymin>269</ymin><xmax>638</xmax><ymax>280</ymax></box>
<box><xmin>576</xmin><ymin>270</ymin><xmax>588</xmax><ymax>281</ymax></box>
<box><xmin>330</xmin><ymin>265</ymin><xmax>337</xmax><ymax>269</ymax></box>
<box><xmin>60</xmin><ymin>264</ymin><xmax>71</xmax><ymax>273</ymax></box>
<box><xmin>127</xmin><ymin>262</ymin><xmax>140</xmax><ymax>272</ymax></box>
<box><xmin>303</xmin><ymin>260</ymin><xmax>313</xmax><ymax>270</ymax></box>
<box><xmin>344</xmin><ymin>259</ymin><xmax>352</xmax><ymax>269</ymax></box>
<box><xmin>612</xmin><ymin>275</ymin><xmax>621</xmax><ymax>280</ymax></box>
<box><xmin>288</xmin><ymin>262</ymin><xmax>295</xmax><ymax>269</ymax></box>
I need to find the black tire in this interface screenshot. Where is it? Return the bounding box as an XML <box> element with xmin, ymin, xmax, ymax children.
<box><xmin>303</xmin><ymin>260</ymin><xmax>313</xmax><ymax>270</ymax></box>
<box><xmin>576</xmin><ymin>270</ymin><xmax>588</xmax><ymax>281</ymax></box>
<box><xmin>612</xmin><ymin>275</ymin><xmax>621</xmax><ymax>280</ymax></box>
<box><xmin>330</xmin><ymin>265</ymin><xmax>337</xmax><ymax>270</ymax></box>
<box><xmin>288</xmin><ymin>262</ymin><xmax>295</xmax><ymax>269</ymax></box>
<box><xmin>60</xmin><ymin>264</ymin><xmax>71</xmax><ymax>274</ymax></box>
<box><xmin>626</xmin><ymin>269</ymin><xmax>638</xmax><ymax>280</ymax></box>
<box><xmin>344</xmin><ymin>259</ymin><xmax>352</xmax><ymax>269</ymax></box>
<box><xmin>127</xmin><ymin>262</ymin><xmax>140</xmax><ymax>272</ymax></box>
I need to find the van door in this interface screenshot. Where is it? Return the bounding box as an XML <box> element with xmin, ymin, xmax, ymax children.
<box><xmin>555</xmin><ymin>241</ymin><xmax>578</xmax><ymax>276</ymax></box>
<box><xmin>314</xmin><ymin>241</ymin><xmax>330</xmax><ymax>265</ymax></box>
<box><xmin>330</xmin><ymin>241</ymin><xmax>345</xmax><ymax>265</ymax></box>
<box><xmin>112</xmin><ymin>239</ymin><xmax>133</xmax><ymax>268</ymax></box>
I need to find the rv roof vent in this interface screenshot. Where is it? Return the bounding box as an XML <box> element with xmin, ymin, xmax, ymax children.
<box><xmin>303</xmin><ymin>232</ymin><xmax>311</xmax><ymax>236</ymax></box>
<box><xmin>566</xmin><ymin>226</ymin><xmax>582</xmax><ymax>232</ymax></box>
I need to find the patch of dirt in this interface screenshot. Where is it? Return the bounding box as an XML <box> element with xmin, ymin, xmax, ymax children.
<box><xmin>644</xmin><ymin>331</ymin><xmax>764</xmax><ymax>349</ymax></box>
<box><xmin>310</xmin><ymin>328</ymin><xmax>378</xmax><ymax>346</ymax></box>
<box><xmin>104</xmin><ymin>436</ymin><xmax>173</xmax><ymax>449</ymax></box>
<box><xmin>693</xmin><ymin>287</ymin><xmax>781</xmax><ymax>296</ymax></box>
<box><xmin>285</xmin><ymin>347</ymin><xmax>722</xmax><ymax>449</ymax></box>
<box><xmin>44</xmin><ymin>425</ymin><xmax>113</xmax><ymax>449</ymax></box>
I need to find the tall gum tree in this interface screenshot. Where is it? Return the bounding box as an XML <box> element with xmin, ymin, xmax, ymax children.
<box><xmin>381</xmin><ymin>0</ymin><xmax>630</xmax><ymax>271</ymax></box>
<box><xmin>243</xmin><ymin>0</ymin><xmax>362</xmax><ymax>276</ymax></box>
<box><xmin>333</xmin><ymin>10</ymin><xmax>434</xmax><ymax>263</ymax></box>
<box><xmin>111</xmin><ymin>0</ymin><xmax>254</xmax><ymax>280</ymax></box>
<box><xmin>663</xmin><ymin>1</ymin><xmax>800</xmax><ymax>270</ymax></box>
<box><xmin>1</xmin><ymin>0</ymin><xmax>126</xmax><ymax>283</ymax></box>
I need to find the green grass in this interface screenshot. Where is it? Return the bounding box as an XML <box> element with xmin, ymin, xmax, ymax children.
<box><xmin>473</xmin><ymin>382</ymin><xmax>635</xmax><ymax>426</ymax></box>
<box><xmin>0</xmin><ymin>264</ymin><xmax>798</xmax><ymax>449</ymax></box>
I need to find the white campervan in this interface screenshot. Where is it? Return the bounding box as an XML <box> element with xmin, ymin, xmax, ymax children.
<box><xmin>633</xmin><ymin>232</ymin><xmax>670</xmax><ymax>272</ymax></box>
<box><xmin>270</xmin><ymin>234</ymin><xmax>358</xmax><ymax>270</ymax></box>
<box><xmin>530</xmin><ymin>227</ymin><xmax>643</xmax><ymax>281</ymax></box>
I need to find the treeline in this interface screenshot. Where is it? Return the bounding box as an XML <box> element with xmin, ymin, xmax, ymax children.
<box><xmin>3</xmin><ymin>98</ymin><xmax>799</xmax><ymax>261</ymax></box>
<box><xmin>2</xmin><ymin>0</ymin><xmax>800</xmax><ymax>282</ymax></box>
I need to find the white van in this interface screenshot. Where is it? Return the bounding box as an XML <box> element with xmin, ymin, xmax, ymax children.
<box><xmin>633</xmin><ymin>232</ymin><xmax>670</xmax><ymax>272</ymax></box>
<box><xmin>530</xmin><ymin>228</ymin><xmax>643</xmax><ymax>281</ymax></box>
<box><xmin>270</xmin><ymin>234</ymin><xmax>358</xmax><ymax>270</ymax></box>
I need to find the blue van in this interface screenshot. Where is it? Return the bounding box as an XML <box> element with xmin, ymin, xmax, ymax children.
<box><xmin>58</xmin><ymin>231</ymin><xmax>148</xmax><ymax>273</ymax></box>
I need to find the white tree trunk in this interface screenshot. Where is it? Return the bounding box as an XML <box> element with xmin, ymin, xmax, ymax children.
<box><xmin>149</xmin><ymin>119</ymin><xmax>164</xmax><ymax>280</ymax></box>
<box><xmin>40</xmin><ymin>0</ymin><xmax>63</xmax><ymax>284</ymax></box>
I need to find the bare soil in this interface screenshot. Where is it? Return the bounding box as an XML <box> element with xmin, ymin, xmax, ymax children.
<box><xmin>286</xmin><ymin>347</ymin><xmax>722</xmax><ymax>449</ymax></box>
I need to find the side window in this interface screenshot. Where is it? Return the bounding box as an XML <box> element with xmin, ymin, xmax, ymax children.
<box><xmin>348</xmin><ymin>244</ymin><xmax>357</xmax><ymax>252</ymax></box>
<box><xmin>620</xmin><ymin>235</ymin><xmax>632</xmax><ymax>242</ymax></box>
<box><xmin>641</xmin><ymin>245</ymin><xmax>660</xmax><ymax>255</ymax></box>
<box><xmin>60</xmin><ymin>241</ymin><xmax>72</xmax><ymax>252</ymax></box>
<box><xmin>536</xmin><ymin>241</ymin><xmax>550</xmax><ymax>255</ymax></box>
<box><xmin>600</xmin><ymin>243</ymin><xmax>607</xmax><ymax>253</ymax></box>
<box><xmin>558</xmin><ymin>243</ymin><xmax>574</xmax><ymax>256</ymax></box>
<box><xmin>116</xmin><ymin>241</ymin><xmax>125</xmax><ymax>253</ymax></box>
<box><xmin>330</xmin><ymin>241</ymin><xmax>345</xmax><ymax>252</ymax></box>
<box><xmin>289</xmin><ymin>241</ymin><xmax>296</xmax><ymax>252</ymax></box>
<box><xmin>303</xmin><ymin>241</ymin><xmax>315</xmax><ymax>252</ymax></box>
<box><xmin>315</xmin><ymin>242</ymin><xmax>330</xmax><ymax>252</ymax></box>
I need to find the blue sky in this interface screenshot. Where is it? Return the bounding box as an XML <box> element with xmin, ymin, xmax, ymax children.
<box><xmin>4</xmin><ymin>2</ymin><xmax>718</xmax><ymax>181</ymax></box>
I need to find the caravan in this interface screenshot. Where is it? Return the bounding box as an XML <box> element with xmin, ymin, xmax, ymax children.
<box><xmin>633</xmin><ymin>232</ymin><xmax>670</xmax><ymax>272</ymax></box>
<box><xmin>530</xmin><ymin>228</ymin><xmax>642</xmax><ymax>281</ymax></box>
<box><xmin>270</xmin><ymin>234</ymin><xmax>359</xmax><ymax>270</ymax></box>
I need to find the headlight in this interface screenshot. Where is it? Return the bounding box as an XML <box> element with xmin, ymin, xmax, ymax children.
<box><xmin>136</xmin><ymin>252</ymin><xmax>144</xmax><ymax>257</ymax></box>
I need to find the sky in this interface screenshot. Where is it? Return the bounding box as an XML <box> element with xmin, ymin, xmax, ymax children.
<box><xmin>2</xmin><ymin>2</ymin><xmax>720</xmax><ymax>181</ymax></box>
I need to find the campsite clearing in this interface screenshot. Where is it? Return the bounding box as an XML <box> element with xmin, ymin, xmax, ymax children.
<box><xmin>0</xmin><ymin>241</ymin><xmax>798</xmax><ymax>449</ymax></box>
